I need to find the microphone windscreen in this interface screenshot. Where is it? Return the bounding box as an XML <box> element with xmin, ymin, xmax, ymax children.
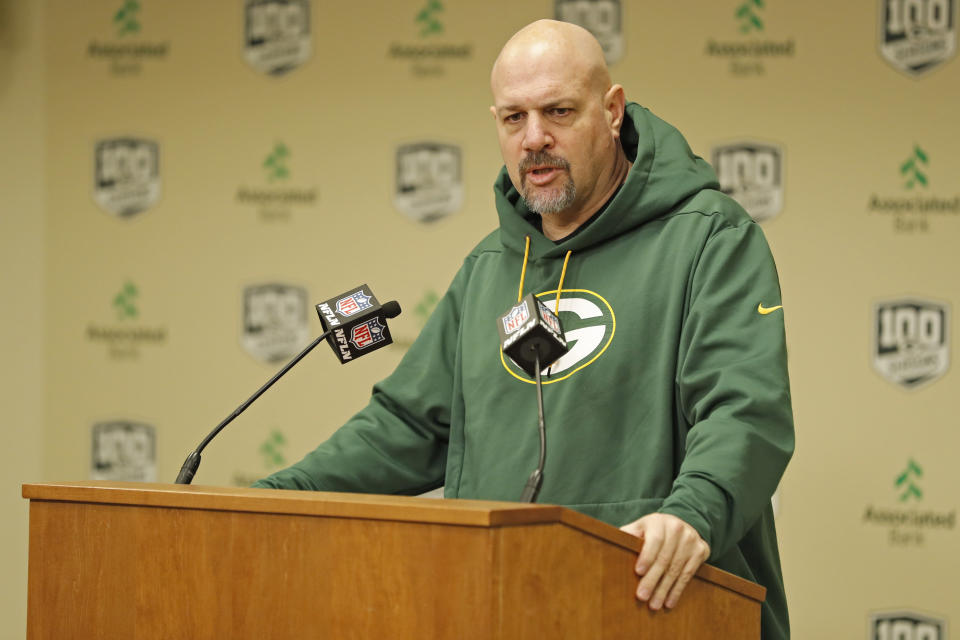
<box><xmin>381</xmin><ymin>300</ymin><xmax>402</xmax><ymax>319</ymax></box>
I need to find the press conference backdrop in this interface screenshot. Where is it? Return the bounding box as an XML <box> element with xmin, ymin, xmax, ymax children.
<box><xmin>2</xmin><ymin>0</ymin><xmax>959</xmax><ymax>637</ymax></box>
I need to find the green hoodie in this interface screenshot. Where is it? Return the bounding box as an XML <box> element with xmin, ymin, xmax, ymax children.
<box><xmin>254</xmin><ymin>103</ymin><xmax>794</xmax><ymax>639</ymax></box>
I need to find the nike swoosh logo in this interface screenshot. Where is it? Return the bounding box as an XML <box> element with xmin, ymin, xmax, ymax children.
<box><xmin>758</xmin><ymin>303</ymin><xmax>783</xmax><ymax>315</ymax></box>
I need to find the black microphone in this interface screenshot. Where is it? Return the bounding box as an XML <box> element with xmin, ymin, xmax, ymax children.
<box><xmin>316</xmin><ymin>284</ymin><xmax>399</xmax><ymax>363</ymax></box>
<box><xmin>174</xmin><ymin>287</ymin><xmax>401</xmax><ymax>485</ymax></box>
<box><xmin>497</xmin><ymin>293</ymin><xmax>568</xmax><ymax>503</ymax></box>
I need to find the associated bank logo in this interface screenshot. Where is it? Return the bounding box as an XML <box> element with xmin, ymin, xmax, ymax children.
<box><xmin>870</xmin><ymin>610</ymin><xmax>947</xmax><ymax>640</ymax></box>
<box><xmin>555</xmin><ymin>0</ymin><xmax>624</xmax><ymax>65</ymax></box>
<box><xmin>704</xmin><ymin>0</ymin><xmax>795</xmax><ymax>76</ymax></box>
<box><xmin>394</xmin><ymin>142</ymin><xmax>463</xmax><ymax>223</ymax></box>
<box><xmin>863</xmin><ymin>459</ymin><xmax>956</xmax><ymax>547</ymax></box>
<box><xmin>259</xmin><ymin>429</ymin><xmax>287</xmax><ymax>468</ymax></box>
<box><xmin>873</xmin><ymin>298</ymin><xmax>949</xmax><ymax>389</ymax></box>
<box><xmin>415</xmin><ymin>290</ymin><xmax>439</xmax><ymax>325</ymax></box>
<box><xmin>416</xmin><ymin>0</ymin><xmax>444</xmax><ymax>37</ymax></box>
<box><xmin>114</xmin><ymin>0</ymin><xmax>141</xmax><ymax>36</ymax></box>
<box><xmin>244</xmin><ymin>0</ymin><xmax>312</xmax><ymax>76</ymax></box>
<box><xmin>241</xmin><ymin>283</ymin><xmax>310</xmax><ymax>364</ymax></box>
<box><xmin>232</xmin><ymin>427</ymin><xmax>289</xmax><ymax>486</ymax></box>
<box><xmin>93</xmin><ymin>138</ymin><xmax>161</xmax><ymax>218</ymax></box>
<box><xmin>392</xmin><ymin>289</ymin><xmax>441</xmax><ymax>352</ymax></box>
<box><xmin>880</xmin><ymin>0</ymin><xmax>957</xmax><ymax>76</ymax></box>
<box><xmin>236</xmin><ymin>141</ymin><xmax>317</xmax><ymax>222</ymax></box>
<box><xmin>501</xmin><ymin>289</ymin><xmax>615</xmax><ymax>384</ymax></box>
<box><xmin>87</xmin><ymin>281</ymin><xmax>168</xmax><ymax>360</ymax></box>
<box><xmin>264</xmin><ymin>142</ymin><xmax>290</xmax><ymax>182</ymax></box>
<box><xmin>901</xmin><ymin>144</ymin><xmax>929</xmax><ymax>189</ymax></box>
<box><xmin>869</xmin><ymin>144</ymin><xmax>959</xmax><ymax>232</ymax></box>
<box><xmin>91</xmin><ymin>420</ymin><xmax>157</xmax><ymax>481</ymax></box>
<box><xmin>712</xmin><ymin>141</ymin><xmax>784</xmax><ymax>222</ymax></box>
<box><xmin>735</xmin><ymin>0</ymin><xmax>764</xmax><ymax>33</ymax></box>
<box><xmin>87</xmin><ymin>1</ymin><xmax>169</xmax><ymax>75</ymax></box>
<box><xmin>388</xmin><ymin>2</ymin><xmax>472</xmax><ymax>77</ymax></box>
<box><xmin>896</xmin><ymin>458</ymin><xmax>924</xmax><ymax>501</ymax></box>
<box><xmin>113</xmin><ymin>281</ymin><xmax>139</xmax><ymax>320</ymax></box>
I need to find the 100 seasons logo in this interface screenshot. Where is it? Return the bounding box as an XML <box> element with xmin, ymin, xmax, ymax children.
<box><xmin>86</xmin><ymin>281</ymin><xmax>168</xmax><ymax>360</ymax></box>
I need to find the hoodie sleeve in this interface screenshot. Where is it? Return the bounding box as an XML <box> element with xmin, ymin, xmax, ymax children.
<box><xmin>251</xmin><ymin>258</ymin><xmax>474</xmax><ymax>494</ymax></box>
<box><xmin>657</xmin><ymin>220</ymin><xmax>795</xmax><ymax>560</ymax></box>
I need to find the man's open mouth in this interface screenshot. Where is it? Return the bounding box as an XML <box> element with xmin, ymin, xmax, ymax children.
<box><xmin>524</xmin><ymin>166</ymin><xmax>563</xmax><ymax>186</ymax></box>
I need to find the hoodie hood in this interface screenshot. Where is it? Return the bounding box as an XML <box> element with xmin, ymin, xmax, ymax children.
<box><xmin>494</xmin><ymin>102</ymin><xmax>719</xmax><ymax>259</ymax></box>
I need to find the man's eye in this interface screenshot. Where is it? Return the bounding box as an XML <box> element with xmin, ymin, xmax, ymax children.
<box><xmin>505</xmin><ymin>113</ymin><xmax>524</xmax><ymax>123</ymax></box>
<box><xmin>550</xmin><ymin>108</ymin><xmax>571</xmax><ymax>116</ymax></box>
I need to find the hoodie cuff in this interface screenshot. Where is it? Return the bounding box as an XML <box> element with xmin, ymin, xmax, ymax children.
<box><xmin>657</xmin><ymin>495</ymin><xmax>715</xmax><ymax>557</ymax></box>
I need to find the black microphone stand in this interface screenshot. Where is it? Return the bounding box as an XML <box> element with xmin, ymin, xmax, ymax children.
<box><xmin>519</xmin><ymin>345</ymin><xmax>547</xmax><ymax>503</ymax></box>
<box><xmin>174</xmin><ymin>329</ymin><xmax>333</xmax><ymax>485</ymax></box>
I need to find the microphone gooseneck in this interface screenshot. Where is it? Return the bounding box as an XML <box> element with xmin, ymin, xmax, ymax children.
<box><xmin>520</xmin><ymin>344</ymin><xmax>547</xmax><ymax>503</ymax></box>
<box><xmin>175</xmin><ymin>286</ymin><xmax>402</xmax><ymax>485</ymax></box>
<box><xmin>175</xmin><ymin>328</ymin><xmax>334</xmax><ymax>484</ymax></box>
<box><xmin>496</xmin><ymin>292</ymin><xmax>566</xmax><ymax>503</ymax></box>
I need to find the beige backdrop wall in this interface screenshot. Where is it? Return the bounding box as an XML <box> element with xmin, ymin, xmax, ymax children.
<box><xmin>4</xmin><ymin>0</ymin><xmax>959</xmax><ymax>637</ymax></box>
<box><xmin>0</xmin><ymin>1</ymin><xmax>45</xmax><ymax>639</ymax></box>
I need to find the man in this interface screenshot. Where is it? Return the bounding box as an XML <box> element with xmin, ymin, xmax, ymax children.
<box><xmin>255</xmin><ymin>19</ymin><xmax>794</xmax><ymax>639</ymax></box>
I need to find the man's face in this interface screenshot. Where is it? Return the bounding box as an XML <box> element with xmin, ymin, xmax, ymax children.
<box><xmin>491</xmin><ymin>53</ymin><xmax>616</xmax><ymax>217</ymax></box>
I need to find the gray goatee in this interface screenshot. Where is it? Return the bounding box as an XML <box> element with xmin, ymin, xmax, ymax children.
<box><xmin>519</xmin><ymin>151</ymin><xmax>576</xmax><ymax>215</ymax></box>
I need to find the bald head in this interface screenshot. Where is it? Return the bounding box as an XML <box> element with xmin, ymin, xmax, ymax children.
<box><xmin>488</xmin><ymin>20</ymin><xmax>629</xmax><ymax>237</ymax></box>
<box><xmin>491</xmin><ymin>20</ymin><xmax>611</xmax><ymax>99</ymax></box>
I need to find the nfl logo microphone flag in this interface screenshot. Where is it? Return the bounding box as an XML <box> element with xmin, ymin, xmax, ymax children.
<box><xmin>316</xmin><ymin>284</ymin><xmax>394</xmax><ymax>363</ymax></box>
<box><xmin>498</xmin><ymin>292</ymin><xmax>568</xmax><ymax>377</ymax></box>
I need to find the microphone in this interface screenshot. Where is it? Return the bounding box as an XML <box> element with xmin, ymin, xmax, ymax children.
<box><xmin>497</xmin><ymin>293</ymin><xmax>568</xmax><ymax>503</ymax></box>
<box><xmin>498</xmin><ymin>293</ymin><xmax>567</xmax><ymax>377</ymax></box>
<box><xmin>316</xmin><ymin>285</ymin><xmax>399</xmax><ymax>364</ymax></box>
<box><xmin>174</xmin><ymin>286</ymin><xmax>401</xmax><ymax>485</ymax></box>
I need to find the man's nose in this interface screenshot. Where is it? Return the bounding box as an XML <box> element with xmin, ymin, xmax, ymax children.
<box><xmin>522</xmin><ymin>114</ymin><xmax>554</xmax><ymax>152</ymax></box>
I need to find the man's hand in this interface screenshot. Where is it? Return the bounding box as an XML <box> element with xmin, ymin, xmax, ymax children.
<box><xmin>619</xmin><ymin>513</ymin><xmax>710</xmax><ymax>611</ymax></box>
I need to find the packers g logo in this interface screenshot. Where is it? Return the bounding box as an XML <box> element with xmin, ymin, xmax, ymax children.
<box><xmin>501</xmin><ymin>289</ymin><xmax>615</xmax><ymax>384</ymax></box>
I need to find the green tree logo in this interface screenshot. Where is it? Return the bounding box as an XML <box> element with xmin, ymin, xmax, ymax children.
<box><xmin>113</xmin><ymin>281</ymin><xmax>139</xmax><ymax>320</ymax></box>
<box><xmin>735</xmin><ymin>0</ymin><xmax>764</xmax><ymax>33</ymax></box>
<box><xmin>894</xmin><ymin>459</ymin><xmax>923</xmax><ymax>502</ymax></box>
<box><xmin>900</xmin><ymin>145</ymin><xmax>929</xmax><ymax>190</ymax></box>
<box><xmin>263</xmin><ymin>142</ymin><xmax>291</xmax><ymax>182</ymax></box>
<box><xmin>259</xmin><ymin>430</ymin><xmax>287</xmax><ymax>469</ymax></box>
<box><xmin>113</xmin><ymin>0</ymin><xmax>141</xmax><ymax>37</ymax></box>
<box><xmin>416</xmin><ymin>0</ymin><xmax>444</xmax><ymax>37</ymax></box>
<box><xmin>414</xmin><ymin>290</ymin><xmax>440</xmax><ymax>328</ymax></box>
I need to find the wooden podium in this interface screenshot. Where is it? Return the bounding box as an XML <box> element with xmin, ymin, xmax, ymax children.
<box><xmin>23</xmin><ymin>482</ymin><xmax>764</xmax><ymax>639</ymax></box>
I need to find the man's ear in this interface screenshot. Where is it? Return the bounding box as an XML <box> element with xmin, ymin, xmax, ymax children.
<box><xmin>490</xmin><ymin>105</ymin><xmax>498</xmax><ymax>120</ymax></box>
<box><xmin>604</xmin><ymin>85</ymin><xmax>626</xmax><ymax>139</ymax></box>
